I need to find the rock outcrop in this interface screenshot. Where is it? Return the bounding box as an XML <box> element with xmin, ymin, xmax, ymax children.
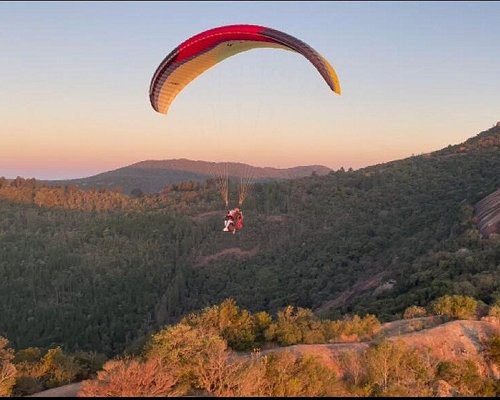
<box><xmin>475</xmin><ymin>188</ymin><xmax>500</xmax><ymax>238</ymax></box>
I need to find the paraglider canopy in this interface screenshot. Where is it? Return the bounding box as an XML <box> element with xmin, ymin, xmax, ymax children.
<box><xmin>149</xmin><ymin>24</ymin><xmax>341</xmax><ymax>115</ymax></box>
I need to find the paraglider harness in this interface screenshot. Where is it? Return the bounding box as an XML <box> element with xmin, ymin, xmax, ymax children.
<box><xmin>223</xmin><ymin>208</ymin><xmax>244</xmax><ymax>234</ymax></box>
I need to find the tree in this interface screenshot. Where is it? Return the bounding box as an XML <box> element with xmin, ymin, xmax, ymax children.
<box><xmin>253</xmin><ymin>311</ymin><xmax>273</xmax><ymax>344</ymax></box>
<box><xmin>256</xmin><ymin>351</ymin><xmax>339</xmax><ymax>396</ymax></box>
<box><xmin>0</xmin><ymin>336</ymin><xmax>17</xmax><ymax>397</ymax></box>
<box><xmin>340</xmin><ymin>349</ymin><xmax>366</xmax><ymax>387</ymax></box>
<box><xmin>265</xmin><ymin>306</ymin><xmax>315</xmax><ymax>346</ymax></box>
<box><xmin>190</xmin><ymin>335</ymin><xmax>242</xmax><ymax>396</ymax></box>
<box><xmin>216</xmin><ymin>299</ymin><xmax>257</xmax><ymax>351</ymax></box>
<box><xmin>38</xmin><ymin>347</ymin><xmax>79</xmax><ymax>388</ymax></box>
<box><xmin>364</xmin><ymin>339</ymin><xmax>432</xmax><ymax>396</ymax></box>
<box><xmin>12</xmin><ymin>347</ymin><xmax>44</xmax><ymax>396</ymax></box>
<box><xmin>143</xmin><ymin>320</ymin><xmax>249</xmax><ymax>396</ymax></box>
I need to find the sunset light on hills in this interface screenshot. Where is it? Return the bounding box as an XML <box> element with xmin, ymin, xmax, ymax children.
<box><xmin>1</xmin><ymin>1</ymin><xmax>500</xmax><ymax>179</ymax></box>
<box><xmin>2</xmin><ymin>2</ymin><xmax>500</xmax><ymax>398</ymax></box>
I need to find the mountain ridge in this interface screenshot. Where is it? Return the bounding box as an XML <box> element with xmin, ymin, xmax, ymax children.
<box><xmin>42</xmin><ymin>159</ymin><xmax>332</xmax><ymax>194</ymax></box>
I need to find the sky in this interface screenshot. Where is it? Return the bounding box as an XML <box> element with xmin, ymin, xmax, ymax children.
<box><xmin>1</xmin><ymin>1</ymin><xmax>500</xmax><ymax>180</ymax></box>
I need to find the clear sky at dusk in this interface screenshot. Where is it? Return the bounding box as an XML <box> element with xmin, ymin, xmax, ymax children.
<box><xmin>1</xmin><ymin>1</ymin><xmax>499</xmax><ymax>179</ymax></box>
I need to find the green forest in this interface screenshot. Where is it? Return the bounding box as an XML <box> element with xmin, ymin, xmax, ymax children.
<box><xmin>0</xmin><ymin>124</ymin><xmax>499</xmax><ymax>359</ymax></box>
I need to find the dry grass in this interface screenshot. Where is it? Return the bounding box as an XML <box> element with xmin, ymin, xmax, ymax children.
<box><xmin>259</xmin><ymin>318</ymin><xmax>500</xmax><ymax>381</ymax></box>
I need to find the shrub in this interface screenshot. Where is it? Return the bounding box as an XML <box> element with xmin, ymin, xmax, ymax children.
<box><xmin>264</xmin><ymin>306</ymin><xmax>310</xmax><ymax>346</ymax></box>
<box><xmin>12</xmin><ymin>347</ymin><xmax>44</xmax><ymax>396</ymax></box>
<box><xmin>341</xmin><ymin>314</ymin><xmax>381</xmax><ymax>339</ymax></box>
<box><xmin>323</xmin><ymin>314</ymin><xmax>381</xmax><ymax>342</ymax></box>
<box><xmin>13</xmin><ymin>347</ymin><xmax>104</xmax><ymax>396</ymax></box>
<box><xmin>73</xmin><ymin>351</ymin><xmax>107</xmax><ymax>380</ymax></box>
<box><xmin>436</xmin><ymin>359</ymin><xmax>485</xmax><ymax>396</ymax></box>
<box><xmin>488</xmin><ymin>304</ymin><xmax>500</xmax><ymax>318</ymax></box>
<box><xmin>431</xmin><ymin>295</ymin><xmax>478</xmax><ymax>320</ymax></box>
<box><xmin>181</xmin><ymin>298</ymin><xmax>257</xmax><ymax>351</ymax></box>
<box><xmin>0</xmin><ymin>336</ymin><xmax>17</xmax><ymax>397</ymax></box>
<box><xmin>403</xmin><ymin>305</ymin><xmax>427</xmax><ymax>319</ymax></box>
<box><xmin>13</xmin><ymin>347</ymin><xmax>42</xmax><ymax>364</ymax></box>
<box><xmin>38</xmin><ymin>347</ymin><xmax>80</xmax><ymax>388</ymax></box>
<box><xmin>78</xmin><ymin>357</ymin><xmax>181</xmax><ymax>397</ymax></box>
<box><xmin>233</xmin><ymin>351</ymin><xmax>340</xmax><ymax>396</ymax></box>
<box><xmin>488</xmin><ymin>334</ymin><xmax>500</xmax><ymax>365</ymax></box>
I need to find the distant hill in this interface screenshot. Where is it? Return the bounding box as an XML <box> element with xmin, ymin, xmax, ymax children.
<box><xmin>42</xmin><ymin>159</ymin><xmax>332</xmax><ymax>194</ymax></box>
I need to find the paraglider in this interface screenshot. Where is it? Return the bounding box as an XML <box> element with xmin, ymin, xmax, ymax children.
<box><xmin>223</xmin><ymin>208</ymin><xmax>244</xmax><ymax>235</ymax></box>
<box><xmin>149</xmin><ymin>24</ymin><xmax>341</xmax><ymax>234</ymax></box>
<box><xmin>209</xmin><ymin>163</ymin><xmax>252</xmax><ymax>234</ymax></box>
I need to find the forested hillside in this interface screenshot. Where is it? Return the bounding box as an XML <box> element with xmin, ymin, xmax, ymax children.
<box><xmin>42</xmin><ymin>159</ymin><xmax>331</xmax><ymax>194</ymax></box>
<box><xmin>0</xmin><ymin>124</ymin><xmax>499</xmax><ymax>357</ymax></box>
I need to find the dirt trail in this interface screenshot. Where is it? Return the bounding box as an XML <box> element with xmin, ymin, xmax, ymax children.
<box><xmin>27</xmin><ymin>382</ymin><xmax>81</xmax><ymax>397</ymax></box>
<box><xmin>190</xmin><ymin>210</ymin><xmax>221</xmax><ymax>223</ymax></box>
<box><xmin>195</xmin><ymin>246</ymin><xmax>259</xmax><ymax>267</ymax></box>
